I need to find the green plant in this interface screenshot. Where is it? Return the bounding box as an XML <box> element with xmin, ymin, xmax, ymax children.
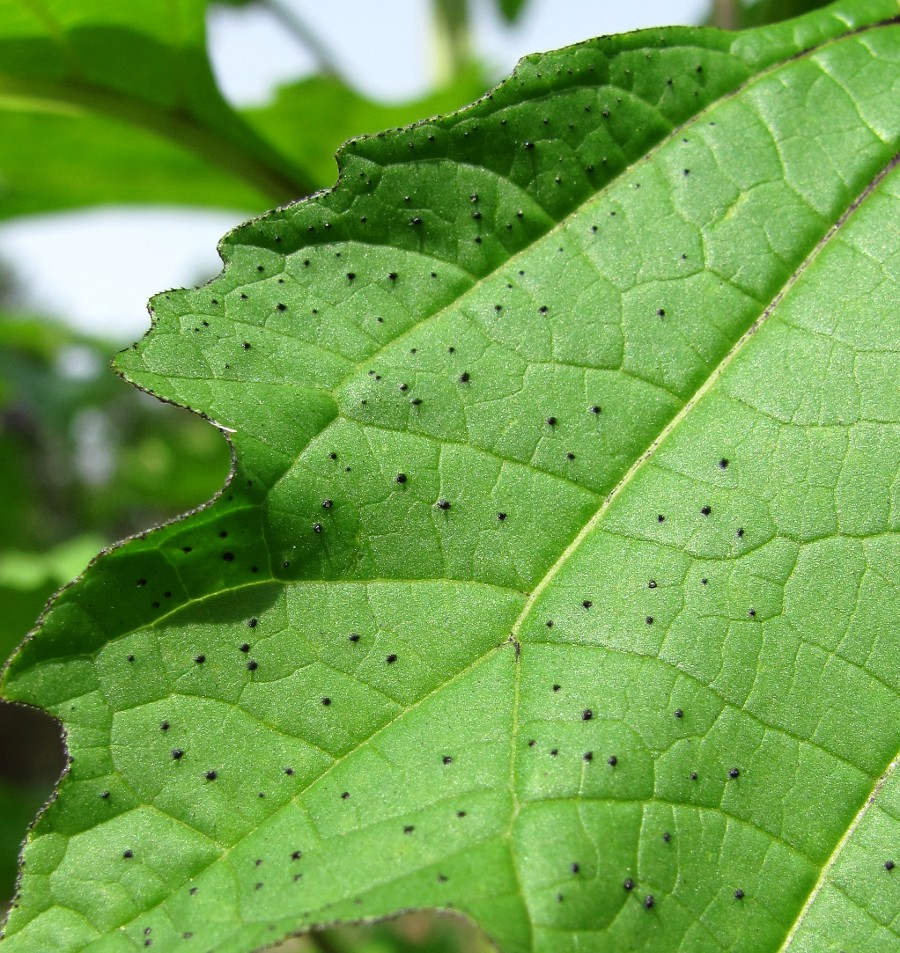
<box><xmin>2</xmin><ymin>1</ymin><xmax>899</xmax><ymax>951</ymax></box>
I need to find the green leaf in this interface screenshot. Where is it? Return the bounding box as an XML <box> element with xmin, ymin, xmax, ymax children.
<box><xmin>0</xmin><ymin>105</ymin><xmax>269</xmax><ymax>218</ymax></box>
<box><xmin>0</xmin><ymin>0</ymin><xmax>307</xmax><ymax>207</ymax></box>
<box><xmin>731</xmin><ymin>0</ymin><xmax>835</xmax><ymax>28</ymax></box>
<box><xmin>4</xmin><ymin>2</ymin><xmax>900</xmax><ymax>951</ymax></box>
<box><xmin>0</xmin><ymin>42</ymin><xmax>485</xmax><ymax>219</ymax></box>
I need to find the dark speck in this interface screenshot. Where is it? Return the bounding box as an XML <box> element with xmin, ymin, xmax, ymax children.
<box><xmin>737</xmin><ymin>528</ymin><xmax>744</xmax><ymax>538</ymax></box>
<box><xmin>644</xmin><ymin>895</ymin><xmax>655</xmax><ymax>909</ymax></box>
<box><xmin>546</xmin><ymin>417</ymin><xmax>557</xmax><ymax>426</ymax></box>
<box><xmin>436</xmin><ymin>499</ymin><xmax>451</xmax><ymax>510</ymax></box>
<box><xmin>396</xmin><ymin>473</ymin><xmax>407</xmax><ymax>484</ymax></box>
<box><xmin>719</xmin><ymin>458</ymin><xmax>729</xmax><ymax>469</ymax></box>
<box><xmin>582</xmin><ymin>709</ymin><xmax>593</xmax><ymax>720</ymax></box>
<box><xmin>123</xmin><ymin>850</ymin><xmax>133</xmax><ymax>859</ymax></box>
<box><xmin>205</xmin><ymin>770</ymin><xmax>217</xmax><ymax>781</ymax></box>
<box><xmin>459</xmin><ymin>372</ymin><xmax>470</xmax><ymax>383</ymax></box>
<box><xmin>607</xmin><ymin>756</ymin><xmax>617</xmax><ymax>766</ymax></box>
<box><xmin>885</xmin><ymin>861</ymin><xmax>895</xmax><ymax>871</ymax></box>
<box><xmin>349</xmin><ymin>633</ymin><xmax>361</xmax><ymax>642</ymax></box>
<box><xmin>648</xmin><ymin>580</ymin><xmax>657</xmax><ymax>589</ymax></box>
<box><xmin>194</xmin><ymin>655</ymin><xmax>206</xmax><ymax>664</ymax></box>
<box><xmin>729</xmin><ymin>767</ymin><xmax>740</xmax><ymax>779</ymax></box>
<box><xmin>734</xmin><ymin>889</ymin><xmax>745</xmax><ymax>899</ymax></box>
<box><xmin>674</xmin><ymin>709</ymin><xmax>683</xmax><ymax>718</ymax></box>
<box><xmin>701</xmin><ymin>505</ymin><xmax>711</xmax><ymax>516</ymax></box>
<box><xmin>582</xmin><ymin>600</ymin><xmax>592</xmax><ymax>609</ymax></box>
<box><xmin>386</xmin><ymin>654</ymin><xmax>398</xmax><ymax>664</ymax></box>
<box><xmin>663</xmin><ymin>832</ymin><xmax>671</xmax><ymax>843</ymax></box>
<box><xmin>497</xmin><ymin>512</ymin><xmax>507</xmax><ymax>521</ymax></box>
<box><xmin>623</xmin><ymin>878</ymin><xmax>634</xmax><ymax>891</ymax></box>
<box><xmin>247</xmin><ymin>660</ymin><xmax>258</xmax><ymax>671</ymax></box>
<box><xmin>222</xmin><ymin>551</ymin><xmax>234</xmax><ymax>562</ymax></box>
<box><xmin>583</xmin><ymin>752</ymin><xmax>593</xmax><ymax>762</ymax></box>
<box><xmin>321</xmin><ymin>697</ymin><xmax>332</xmax><ymax>706</ymax></box>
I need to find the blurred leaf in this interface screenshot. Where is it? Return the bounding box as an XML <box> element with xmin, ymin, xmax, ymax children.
<box><xmin>0</xmin><ymin>0</ymin><xmax>308</xmax><ymax>208</ymax></box>
<box><xmin>0</xmin><ymin>106</ymin><xmax>268</xmax><ymax>218</ymax></box>
<box><xmin>0</xmin><ymin>50</ymin><xmax>490</xmax><ymax>219</ymax></box>
<box><xmin>0</xmin><ymin>313</ymin><xmax>230</xmax><ymax>547</ymax></box>
<box><xmin>496</xmin><ymin>0</ymin><xmax>530</xmax><ymax>24</ymax></box>
<box><xmin>0</xmin><ymin>535</ymin><xmax>105</xmax><ymax>591</ymax></box>
<box><xmin>709</xmin><ymin>0</ymin><xmax>834</xmax><ymax>28</ymax></box>
<box><xmin>0</xmin><ymin>586</ymin><xmax>55</xmax><ymax>666</ymax></box>
<box><xmin>243</xmin><ymin>68</ymin><xmax>492</xmax><ymax>192</ymax></box>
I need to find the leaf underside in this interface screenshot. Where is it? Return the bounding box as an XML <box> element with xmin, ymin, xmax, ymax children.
<box><xmin>3</xmin><ymin>2</ymin><xmax>900</xmax><ymax>952</ymax></box>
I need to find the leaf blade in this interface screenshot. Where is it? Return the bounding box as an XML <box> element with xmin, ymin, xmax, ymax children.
<box><xmin>2</xmin><ymin>3</ymin><xmax>899</xmax><ymax>952</ymax></box>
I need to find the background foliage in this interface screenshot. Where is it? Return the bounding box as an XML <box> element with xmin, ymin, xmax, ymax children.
<box><xmin>0</xmin><ymin>1</ymin><xmax>837</xmax><ymax>950</ymax></box>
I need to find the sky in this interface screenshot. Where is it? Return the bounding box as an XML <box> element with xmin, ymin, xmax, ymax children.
<box><xmin>0</xmin><ymin>0</ymin><xmax>707</xmax><ymax>342</ymax></box>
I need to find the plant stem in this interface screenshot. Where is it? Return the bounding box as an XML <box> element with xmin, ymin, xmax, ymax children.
<box><xmin>431</xmin><ymin>0</ymin><xmax>472</xmax><ymax>85</ymax></box>
<box><xmin>712</xmin><ymin>0</ymin><xmax>740</xmax><ymax>30</ymax></box>
<box><xmin>261</xmin><ymin>0</ymin><xmax>345</xmax><ymax>81</ymax></box>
